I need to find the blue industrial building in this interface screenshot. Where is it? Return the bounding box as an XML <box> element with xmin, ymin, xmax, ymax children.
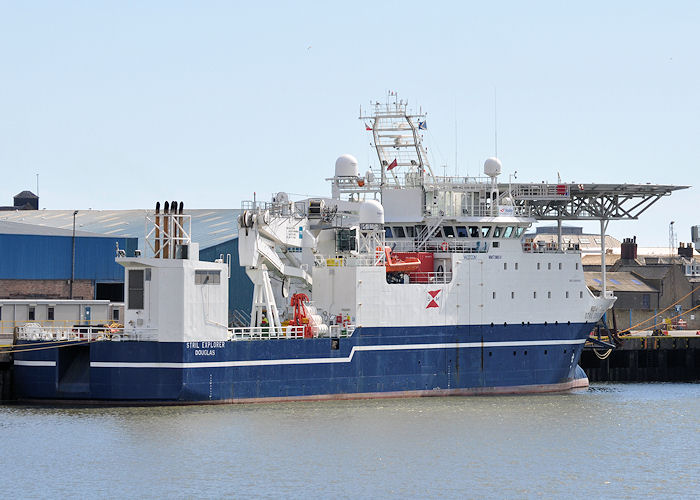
<box><xmin>0</xmin><ymin>221</ymin><xmax>137</xmax><ymax>300</ymax></box>
<box><xmin>0</xmin><ymin>210</ymin><xmax>253</xmax><ymax>318</ymax></box>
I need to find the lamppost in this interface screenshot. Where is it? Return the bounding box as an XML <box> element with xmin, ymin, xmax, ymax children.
<box><xmin>70</xmin><ymin>210</ymin><xmax>78</xmax><ymax>299</ymax></box>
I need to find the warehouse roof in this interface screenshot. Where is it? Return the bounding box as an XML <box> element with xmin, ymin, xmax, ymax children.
<box><xmin>0</xmin><ymin>208</ymin><xmax>240</xmax><ymax>250</ymax></box>
<box><xmin>0</xmin><ymin>220</ymin><xmax>117</xmax><ymax>238</ymax></box>
<box><xmin>585</xmin><ymin>271</ymin><xmax>657</xmax><ymax>293</ymax></box>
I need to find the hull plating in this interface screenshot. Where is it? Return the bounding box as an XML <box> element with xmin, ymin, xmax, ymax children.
<box><xmin>13</xmin><ymin>323</ymin><xmax>591</xmax><ymax>403</ymax></box>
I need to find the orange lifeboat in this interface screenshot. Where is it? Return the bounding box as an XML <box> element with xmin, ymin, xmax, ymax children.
<box><xmin>383</xmin><ymin>247</ymin><xmax>421</xmax><ymax>273</ymax></box>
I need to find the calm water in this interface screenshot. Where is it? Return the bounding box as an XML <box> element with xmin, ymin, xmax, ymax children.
<box><xmin>1</xmin><ymin>384</ymin><xmax>699</xmax><ymax>499</ymax></box>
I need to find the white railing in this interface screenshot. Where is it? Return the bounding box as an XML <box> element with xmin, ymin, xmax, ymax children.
<box><xmin>402</xmin><ymin>272</ymin><xmax>453</xmax><ymax>284</ymax></box>
<box><xmin>522</xmin><ymin>241</ymin><xmax>580</xmax><ymax>254</ymax></box>
<box><xmin>228</xmin><ymin>325</ymin><xmax>355</xmax><ymax>340</ymax></box>
<box><xmin>16</xmin><ymin>323</ymin><xmax>159</xmax><ymax>342</ymax></box>
<box><xmin>388</xmin><ymin>240</ymin><xmax>491</xmax><ymax>254</ymax></box>
<box><xmin>229</xmin><ymin>325</ymin><xmax>306</xmax><ymax>340</ymax></box>
<box><xmin>315</xmin><ymin>255</ymin><xmax>381</xmax><ymax>268</ymax></box>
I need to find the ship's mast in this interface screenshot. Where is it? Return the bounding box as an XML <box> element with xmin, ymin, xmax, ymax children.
<box><xmin>359</xmin><ymin>92</ymin><xmax>435</xmax><ymax>188</ymax></box>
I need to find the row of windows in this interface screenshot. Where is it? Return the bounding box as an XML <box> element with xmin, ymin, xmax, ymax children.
<box><xmin>492</xmin><ymin>291</ymin><xmax>585</xmax><ymax>299</ymax></box>
<box><xmin>24</xmin><ymin>306</ymin><xmax>55</xmax><ymax>321</ymax></box>
<box><xmin>385</xmin><ymin>225</ymin><xmax>526</xmax><ymax>239</ymax></box>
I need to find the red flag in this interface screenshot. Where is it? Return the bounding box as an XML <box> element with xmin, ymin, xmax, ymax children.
<box><xmin>365</xmin><ymin>123</ymin><xmax>372</xmax><ymax>131</ymax></box>
<box><xmin>387</xmin><ymin>158</ymin><xmax>398</xmax><ymax>170</ymax></box>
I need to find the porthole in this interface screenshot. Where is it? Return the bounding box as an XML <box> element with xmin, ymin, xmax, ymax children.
<box><xmin>513</xmin><ymin>351</ymin><xmax>517</xmax><ymax>356</ymax></box>
<box><xmin>544</xmin><ymin>350</ymin><xmax>548</xmax><ymax>355</ymax></box>
<box><xmin>524</xmin><ymin>350</ymin><xmax>528</xmax><ymax>356</ymax></box>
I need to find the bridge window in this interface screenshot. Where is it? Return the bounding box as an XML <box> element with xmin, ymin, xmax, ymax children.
<box><xmin>405</xmin><ymin>226</ymin><xmax>416</xmax><ymax>238</ymax></box>
<box><xmin>469</xmin><ymin>226</ymin><xmax>479</xmax><ymax>237</ymax></box>
<box><xmin>515</xmin><ymin>227</ymin><xmax>524</xmax><ymax>237</ymax></box>
<box><xmin>456</xmin><ymin>226</ymin><xmax>468</xmax><ymax>237</ymax></box>
<box><xmin>504</xmin><ymin>226</ymin><xmax>514</xmax><ymax>238</ymax></box>
<box><xmin>443</xmin><ymin>226</ymin><xmax>455</xmax><ymax>238</ymax></box>
<box><xmin>393</xmin><ymin>226</ymin><xmax>405</xmax><ymax>238</ymax></box>
<box><xmin>493</xmin><ymin>226</ymin><xmax>502</xmax><ymax>238</ymax></box>
<box><xmin>481</xmin><ymin>226</ymin><xmax>492</xmax><ymax>237</ymax></box>
<box><xmin>384</xmin><ymin>227</ymin><xmax>393</xmax><ymax>238</ymax></box>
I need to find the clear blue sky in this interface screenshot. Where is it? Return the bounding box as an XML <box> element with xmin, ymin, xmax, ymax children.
<box><xmin>1</xmin><ymin>1</ymin><xmax>697</xmax><ymax>246</ymax></box>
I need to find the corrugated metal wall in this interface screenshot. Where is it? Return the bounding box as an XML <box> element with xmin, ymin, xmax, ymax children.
<box><xmin>0</xmin><ymin>234</ymin><xmax>137</xmax><ymax>281</ymax></box>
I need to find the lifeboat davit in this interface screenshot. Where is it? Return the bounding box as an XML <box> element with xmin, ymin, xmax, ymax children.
<box><xmin>383</xmin><ymin>247</ymin><xmax>421</xmax><ymax>273</ymax></box>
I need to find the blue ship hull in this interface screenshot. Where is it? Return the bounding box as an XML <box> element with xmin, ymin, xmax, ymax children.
<box><xmin>13</xmin><ymin>323</ymin><xmax>591</xmax><ymax>403</ymax></box>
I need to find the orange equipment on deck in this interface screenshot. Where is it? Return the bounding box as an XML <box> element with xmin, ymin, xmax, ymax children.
<box><xmin>383</xmin><ymin>247</ymin><xmax>422</xmax><ymax>273</ymax></box>
<box><xmin>289</xmin><ymin>293</ymin><xmax>313</xmax><ymax>338</ymax></box>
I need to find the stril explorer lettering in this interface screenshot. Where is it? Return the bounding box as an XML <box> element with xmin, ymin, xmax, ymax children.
<box><xmin>188</xmin><ymin>341</ymin><xmax>225</xmax><ymax>356</ymax></box>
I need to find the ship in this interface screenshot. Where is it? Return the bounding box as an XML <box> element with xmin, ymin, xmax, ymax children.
<box><xmin>13</xmin><ymin>96</ymin><xmax>616</xmax><ymax>403</ymax></box>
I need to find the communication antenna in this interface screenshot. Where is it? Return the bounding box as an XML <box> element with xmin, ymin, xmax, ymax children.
<box><xmin>494</xmin><ymin>86</ymin><xmax>498</xmax><ymax>158</ymax></box>
<box><xmin>454</xmin><ymin>97</ymin><xmax>458</xmax><ymax>177</ymax></box>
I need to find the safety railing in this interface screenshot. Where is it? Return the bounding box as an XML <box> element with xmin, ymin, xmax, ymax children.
<box><xmin>229</xmin><ymin>324</ymin><xmax>355</xmax><ymax>340</ymax></box>
<box><xmin>522</xmin><ymin>241</ymin><xmax>580</xmax><ymax>253</ymax></box>
<box><xmin>229</xmin><ymin>325</ymin><xmax>306</xmax><ymax>340</ymax></box>
<box><xmin>15</xmin><ymin>323</ymin><xmax>159</xmax><ymax>342</ymax></box>
<box><xmin>388</xmin><ymin>240</ymin><xmax>491</xmax><ymax>254</ymax></box>
<box><xmin>403</xmin><ymin>272</ymin><xmax>453</xmax><ymax>284</ymax></box>
<box><xmin>315</xmin><ymin>255</ymin><xmax>381</xmax><ymax>268</ymax></box>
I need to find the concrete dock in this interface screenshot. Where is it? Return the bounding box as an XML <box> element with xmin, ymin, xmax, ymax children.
<box><xmin>582</xmin><ymin>332</ymin><xmax>700</xmax><ymax>382</ymax></box>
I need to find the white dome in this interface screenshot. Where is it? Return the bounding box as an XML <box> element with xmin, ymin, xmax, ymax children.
<box><xmin>335</xmin><ymin>154</ymin><xmax>359</xmax><ymax>177</ymax></box>
<box><xmin>484</xmin><ymin>157</ymin><xmax>502</xmax><ymax>177</ymax></box>
<box><xmin>359</xmin><ymin>200</ymin><xmax>384</xmax><ymax>225</ymax></box>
